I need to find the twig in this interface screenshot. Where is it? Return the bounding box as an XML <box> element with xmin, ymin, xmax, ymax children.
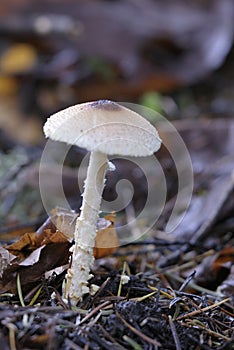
<box><xmin>176</xmin><ymin>297</ymin><xmax>230</xmax><ymax>320</ymax></box>
<box><xmin>155</xmin><ymin>266</ymin><xmax>172</xmax><ymax>290</ymax></box>
<box><xmin>168</xmin><ymin>315</ymin><xmax>181</xmax><ymax>350</ymax></box>
<box><xmin>164</xmin><ymin>250</ymin><xmax>215</xmax><ymax>273</ymax></box>
<box><xmin>116</xmin><ymin>311</ymin><xmax>161</xmax><ymax>347</ymax></box>
<box><xmin>164</xmin><ymin>271</ymin><xmax>224</xmax><ymax>298</ymax></box>
<box><xmin>5</xmin><ymin>323</ymin><xmax>17</xmax><ymax>350</ymax></box>
<box><xmin>79</xmin><ymin>301</ymin><xmax>111</xmax><ymax>325</ymax></box>
<box><xmin>87</xmin><ymin>311</ymin><xmax>103</xmax><ymax>327</ymax></box>
<box><xmin>91</xmin><ymin>277</ymin><xmax>111</xmax><ymax>303</ymax></box>
<box><xmin>98</xmin><ymin>324</ymin><xmax>117</xmax><ymax>344</ymax></box>
<box><xmin>181</xmin><ymin>320</ymin><xmax>232</xmax><ymax>342</ymax></box>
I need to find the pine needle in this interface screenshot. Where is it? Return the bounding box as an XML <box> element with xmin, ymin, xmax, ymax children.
<box><xmin>29</xmin><ymin>285</ymin><xmax>43</xmax><ymax>306</ymax></box>
<box><xmin>17</xmin><ymin>273</ymin><xmax>25</xmax><ymax>307</ymax></box>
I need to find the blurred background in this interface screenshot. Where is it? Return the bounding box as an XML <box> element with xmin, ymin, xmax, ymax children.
<box><xmin>0</xmin><ymin>0</ymin><xmax>234</xmax><ymax>238</ymax></box>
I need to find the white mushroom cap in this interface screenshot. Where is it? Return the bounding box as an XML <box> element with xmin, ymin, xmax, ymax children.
<box><xmin>44</xmin><ymin>100</ymin><xmax>161</xmax><ymax>156</ymax></box>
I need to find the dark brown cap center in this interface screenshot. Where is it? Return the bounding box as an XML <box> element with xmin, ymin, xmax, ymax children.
<box><xmin>89</xmin><ymin>100</ymin><xmax>121</xmax><ymax>111</ymax></box>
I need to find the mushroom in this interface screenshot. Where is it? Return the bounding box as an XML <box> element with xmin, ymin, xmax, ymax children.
<box><xmin>43</xmin><ymin>99</ymin><xmax>161</xmax><ymax>304</ymax></box>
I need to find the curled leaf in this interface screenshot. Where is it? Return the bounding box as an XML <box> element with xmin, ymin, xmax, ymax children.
<box><xmin>0</xmin><ymin>208</ymin><xmax>118</xmax><ymax>297</ymax></box>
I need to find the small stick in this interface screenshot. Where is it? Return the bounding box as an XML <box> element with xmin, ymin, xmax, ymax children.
<box><xmin>116</xmin><ymin>311</ymin><xmax>161</xmax><ymax>347</ymax></box>
<box><xmin>6</xmin><ymin>323</ymin><xmax>17</xmax><ymax>350</ymax></box>
<box><xmin>98</xmin><ymin>324</ymin><xmax>117</xmax><ymax>344</ymax></box>
<box><xmin>79</xmin><ymin>301</ymin><xmax>111</xmax><ymax>325</ymax></box>
<box><xmin>164</xmin><ymin>250</ymin><xmax>215</xmax><ymax>273</ymax></box>
<box><xmin>181</xmin><ymin>320</ymin><xmax>231</xmax><ymax>342</ymax></box>
<box><xmin>90</xmin><ymin>277</ymin><xmax>111</xmax><ymax>303</ymax></box>
<box><xmin>176</xmin><ymin>297</ymin><xmax>230</xmax><ymax>320</ymax></box>
<box><xmin>165</xmin><ymin>271</ymin><xmax>224</xmax><ymax>298</ymax></box>
<box><xmin>168</xmin><ymin>315</ymin><xmax>181</xmax><ymax>350</ymax></box>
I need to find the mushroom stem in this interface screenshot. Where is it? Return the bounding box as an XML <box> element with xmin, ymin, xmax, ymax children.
<box><xmin>64</xmin><ymin>151</ymin><xmax>108</xmax><ymax>303</ymax></box>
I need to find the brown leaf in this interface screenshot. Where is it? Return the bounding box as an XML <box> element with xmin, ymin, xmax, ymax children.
<box><xmin>94</xmin><ymin>213</ymin><xmax>119</xmax><ymax>259</ymax></box>
<box><xmin>23</xmin><ymin>333</ymin><xmax>50</xmax><ymax>348</ymax></box>
<box><xmin>0</xmin><ymin>242</ymin><xmax>71</xmax><ymax>295</ymax></box>
<box><xmin>7</xmin><ymin>228</ymin><xmax>68</xmax><ymax>261</ymax></box>
<box><xmin>212</xmin><ymin>246</ymin><xmax>234</xmax><ymax>275</ymax></box>
<box><xmin>6</xmin><ymin>232</ymin><xmax>38</xmax><ymax>258</ymax></box>
<box><xmin>19</xmin><ymin>246</ymin><xmax>45</xmax><ymax>266</ymax></box>
<box><xmin>195</xmin><ymin>246</ymin><xmax>234</xmax><ymax>290</ymax></box>
<box><xmin>219</xmin><ymin>265</ymin><xmax>234</xmax><ymax>297</ymax></box>
<box><xmin>0</xmin><ymin>208</ymin><xmax>118</xmax><ymax>296</ymax></box>
<box><xmin>40</xmin><ymin>208</ymin><xmax>119</xmax><ymax>257</ymax></box>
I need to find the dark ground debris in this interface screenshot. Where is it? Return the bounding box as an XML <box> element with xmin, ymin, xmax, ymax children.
<box><xmin>0</xmin><ymin>227</ymin><xmax>233</xmax><ymax>350</ymax></box>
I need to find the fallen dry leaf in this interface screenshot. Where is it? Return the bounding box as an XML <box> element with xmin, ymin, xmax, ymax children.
<box><xmin>6</xmin><ymin>229</ymin><xmax>68</xmax><ymax>261</ymax></box>
<box><xmin>19</xmin><ymin>245</ymin><xmax>45</xmax><ymax>266</ymax></box>
<box><xmin>194</xmin><ymin>246</ymin><xmax>234</xmax><ymax>291</ymax></box>
<box><xmin>0</xmin><ymin>208</ymin><xmax>118</xmax><ymax>296</ymax></box>
<box><xmin>219</xmin><ymin>264</ymin><xmax>234</xmax><ymax>296</ymax></box>
<box><xmin>0</xmin><ymin>247</ymin><xmax>15</xmax><ymax>277</ymax></box>
<box><xmin>212</xmin><ymin>246</ymin><xmax>234</xmax><ymax>274</ymax></box>
<box><xmin>94</xmin><ymin>213</ymin><xmax>119</xmax><ymax>258</ymax></box>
